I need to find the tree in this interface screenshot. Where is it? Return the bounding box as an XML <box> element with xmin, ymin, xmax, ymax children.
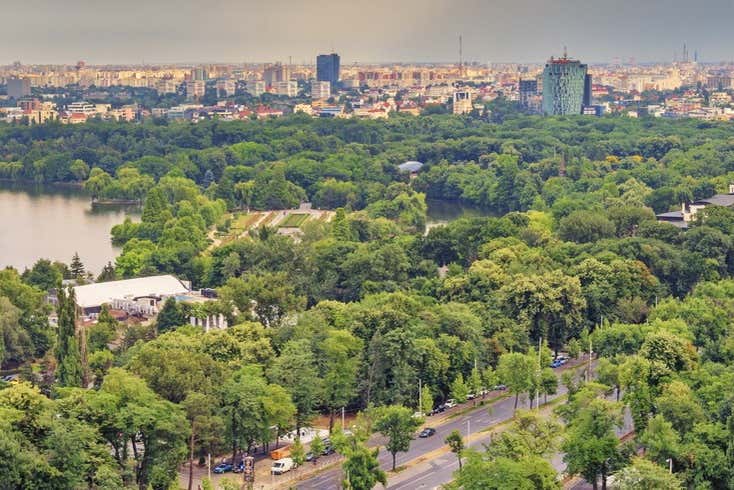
<box><xmin>69</xmin><ymin>252</ymin><xmax>85</xmax><ymax>279</ymax></box>
<box><xmin>420</xmin><ymin>384</ymin><xmax>433</xmax><ymax>415</ymax></box>
<box><xmin>182</xmin><ymin>392</ymin><xmax>223</xmax><ymax>490</ymax></box>
<box><xmin>373</xmin><ymin>405</ymin><xmax>422</xmax><ymax>471</ymax></box>
<box><xmin>321</xmin><ymin>329</ymin><xmax>362</xmax><ymax>432</ymax></box>
<box><xmin>342</xmin><ymin>444</ymin><xmax>387</xmax><ymax>490</ymax></box>
<box><xmin>567</xmin><ymin>338</ymin><xmax>581</xmax><ymax>359</ymax></box>
<box><xmin>309</xmin><ymin>436</ymin><xmax>324</xmax><ymax>462</ymax></box>
<box><xmin>539</xmin><ymin>368</ymin><xmax>558</xmax><ymax>405</ymax></box>
<box><xmin>156</xmin><ymin>297</ymin><xmax>185</xmax><ymax>333</ymax></box>
<box><xmin>97</xmin><ymin>262</ymin><xmax>116</xmax><ymax>282</ymax></box>
<box><xmin>562</xmin><ymin>398</ymin><xmax>624</xmax><ymax>490</ymax></box>
<box><xmin>558</xmin><ymin>210</ymin><xmax>615</xmax><ymax>243</ymax></box>
<box><xmin>291</xmin><ymin>437</ymin><xmax>306</xmax><ymax>468</ymax></box>
<box><xmin>639</xmin><ymin>414</ymin><xmax>680</xmax><ymax>466</ymax></box>
<box><xmin>614</xmin><ymin>457</ymin><xmax>683</xmax><ymax>490</ymax></box>
<box><xmin>55</xmin><ymin>286</ymin><xmax>84</xmax><ymax>387</ymax></box>
<box><xmin>448</xmin><ymin>451</ymin><xmax>559</xmax><ymax>490</ymax></box>
<box><xmin>21</xmin><ymin>259</ymin><xmax>62</xmax><ymax>292</ymax></box>
<box><xmin>270</xmin><ymin>339</ymin><xmax>322</xmax><ymax>435</ymax></box>
<box><xmin>497</xmin><ymin>352</ymin><xmax>534</xmax><ymax>411</ymax></box>
<box><xmin>445</xmin><ymin>430</ymin><xmax>465</xmax><ymax>470</ymax></box>
<box><xmin>450</xmin><ymin>373</ymin><xmax>469</xmax><ymax>403</ymax></box>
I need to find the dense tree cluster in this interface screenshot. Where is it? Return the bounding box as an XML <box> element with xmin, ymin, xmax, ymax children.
<box><xmin>6</xmin><ymin>113</ymin><xmax>734</xmax><ymax>487</ymax></box>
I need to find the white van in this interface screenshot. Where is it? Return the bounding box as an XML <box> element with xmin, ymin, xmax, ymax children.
<box><xmin>271</xmin><ymin>457</ymin><xmax>296</xmax><ymax>475</ymax></box>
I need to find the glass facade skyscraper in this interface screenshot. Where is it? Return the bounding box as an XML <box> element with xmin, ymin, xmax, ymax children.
<box><xmin>316</xmin><ymin>53</ymin><xmax>340</xmax><ymax>88</ymax></box>
<box><xmin>542</xmin><ymin>55</ymin><xmax>587</xmax><ymax>115</ymax></box>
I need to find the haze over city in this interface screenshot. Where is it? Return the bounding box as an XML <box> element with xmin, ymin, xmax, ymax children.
<box><xmin>3</xmin><ymin>0</ymin><xmax>734</xmax><ymax>64</ymax></box>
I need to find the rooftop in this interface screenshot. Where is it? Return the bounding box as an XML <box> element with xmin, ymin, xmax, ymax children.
<box><xmin>73</xmin><ymin>275</ymin><xmax>189</xmax><ymax>308</ymax></box>
<box><xmin>693</xmin><ymin>194</ymin><xmax>734</xmax><ymax>207</ymax></box>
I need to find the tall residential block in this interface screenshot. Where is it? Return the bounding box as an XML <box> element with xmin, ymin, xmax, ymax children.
<box><xmin>7</xmin><ymin>77</ymin><xmax>31</xmax><ymax>98</ymax></box>
<box><xmin>542</xmin><ymin>54</ymin><xmax>587</xmax><ymax>115</ymax></box>
<box><xmin>316</xmin><ymin>53</ymin><xmax>340</xmax><ymax>88</ymax></box>
<box><xmin>311</xmin><ymin>81</ymin><xmax>331</xmax><ymax>100</ymax></box>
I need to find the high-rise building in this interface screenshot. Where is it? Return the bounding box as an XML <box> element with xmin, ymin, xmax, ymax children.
<box><xmin>7</xmin><ymin>77</ymin><xmax>31</xmax><ymax>99</ymax></box>
<box><xmin>542</xmin><ymin>53</ymin><xmax>587</xmax><ymax>115</ymax></box>
<box><xmin>452</xmin><ymin>90</ymin><xmax>472</xmax><ymax>115</ymax></box>
<box><xmin>274</xmin><ymin>80</ymin><xmax>298</xmax><ymax>97</ymax></box>
<box><xmin>519</xmin><ymin>79</ymin><xmax>539</xmax><ymax>112</ymax></box>
<box><xmin>316</xmin><ymin>53</ymin><xmax>340</xmax><ymax>88</ymax></box>
<box><xmin>311</xmin><ymin>81</ymin><xmax>331</xmax><ymax>100</ymax></box>
<box><xmin>186</xmin><ymin>80</ymin><xmax>206</xmax><ymax>99</ymax></box>
<box><xmin>263</xmin><ymin>63</ymin><xmax>290</xmax><ymax>86</ymax></box>
<box><xmin>583</xmin><ymin>74</ymin><xmax>592</xmax><ymax>107</ymax></box>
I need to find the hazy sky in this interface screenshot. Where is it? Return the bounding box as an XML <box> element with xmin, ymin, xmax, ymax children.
<box><xmin>2</xmin><ymin>0</ymin><xmax>733</xmax><ymax>65</ymax></box>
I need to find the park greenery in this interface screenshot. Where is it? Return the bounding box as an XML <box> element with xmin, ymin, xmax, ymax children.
<box><xmin>5</xmin><ymin>112</ymin><xmax>734</xmax><ymax>487</ymax></box>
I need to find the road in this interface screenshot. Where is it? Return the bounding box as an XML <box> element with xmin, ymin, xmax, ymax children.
<box><xmin>387</xmin><ymin>394</ymin><xmax>633</xmax><ymax>490</ymax></box>
<box><xmin>296</xmin><ymin>358</ymin><xmax>593</xmax><ymax>490</ymax></box>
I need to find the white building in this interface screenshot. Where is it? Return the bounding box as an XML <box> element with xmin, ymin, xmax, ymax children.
<box><xmin>453</xmin><ymin>90</ymin><xmax>473</xmax><ymax>114</ymax></box>
<box><xmin>274</xmin><ymin>80</ymin><xmax>298</xmax><ymax>97</ymax></box>
<box><xmin>73</xmin><ymin>275</ymin><xmax>190</xmax><ymax>316</ymax></box>
<box><xmin>67</xmin><ymin>101</ymin><xmax>97</xmax><ymax>116</ymax></box>
<box><xmin>186</xmin><ymin>80</ymin><xmax>206</xmax><ymax>99</ymax></box>
<box><xmin>311</xmin><ymin>81</ymin><xmax>331</xmax><ymax>100</ymax></box>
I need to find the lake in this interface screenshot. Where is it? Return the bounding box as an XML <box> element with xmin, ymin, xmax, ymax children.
<box><xmin>0</xmin><ymin>186</ymin><xmax>488</xmax><ymax>274</ymax></box>
<box><xmin>425</xmin><ymin>199</ymin><xmax>494</xmax><ymax>229</ymax></box>
<box><xmin>0</xmin><ymin>182</ymin><xmax>139</xmax><ymax>274</ymax></box>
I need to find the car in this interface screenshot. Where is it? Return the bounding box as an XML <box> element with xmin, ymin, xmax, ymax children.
<box><xmin>418</xmin><ymin>428</ymin><xmax>436</xmax><ymax>438</ymax></box>
<box><xmin>271</xmin><ymin>458</ymin><xmax>295</xmax><ymax>475</ymax></box>
<box><xmin>493</xmin><ymin>384</ymin><xmax>507</xmax><ymax>391</ymax></box>
<box><xmin>213</xmin><ymin>461</ymin><xmax>233</xmax><ymax>474</ymax></box>
<box><xmin>444</xmin><ymin>399</ymin><xmax>457</xmax><ymax>408</ymax></box>
<box><xmin>550</xmin><ymin>360</ymin><xmax>562</xmax><ymax>368</ymax></box>
<box><xmin>305</xmin><ymin>452</ymin><xmax>315</xmax><ymax>462</ymax></box>
<box><xmin>322</xmin><ymin>445</ymin><xmax>336</xmax><ymax>456</ymax></box>
<box><xmin>233</xmin><ymin>460</ymin><xmax>244</xmax><ymax>473</ymax></box>
<box><xmin>466</xmin><ymin>393</ymin><xmax>477</xmax><ymax>400</ymax></box>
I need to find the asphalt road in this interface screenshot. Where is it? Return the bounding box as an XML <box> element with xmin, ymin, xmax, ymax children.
<box><xmin>387</xmin><ymin>392</ymin><xmax>633</xmax><ymax>490</ymax></box>
<box><xmin>296</xmin><ymin>358</ymin><xmax>592</xmax><ymax>490</ymax></box>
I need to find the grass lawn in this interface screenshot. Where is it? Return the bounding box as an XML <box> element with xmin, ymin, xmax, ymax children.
<box><xmin>279</xmin><ymin>213</ymin><xmax>310</xmax><ymax>227</ymax></box>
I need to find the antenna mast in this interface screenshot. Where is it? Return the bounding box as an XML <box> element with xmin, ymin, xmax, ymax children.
<box><xmin>459</xmin><ymin>35</ymin><xmax>463</xmax><ymax>78</ymax></box>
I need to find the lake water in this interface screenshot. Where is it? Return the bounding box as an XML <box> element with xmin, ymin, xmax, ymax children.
<box><xmin>425</xmin><ymin>199</ymin><xmax>494</xmax><ymax>229</ymax></box>
<box><xmin>0</xmin><ymin>186</ymin><xmax>487</xmax><ymax>274</ymax></box>
<box><xmin>0</xmin><ymin>182</ymin><xmax>139</xmax><ymax>274</ymax></box>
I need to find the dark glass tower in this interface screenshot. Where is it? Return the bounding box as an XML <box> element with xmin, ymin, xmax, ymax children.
<box><xmin>316</xmin><ymin>53</ymin><xmax>340</xmax><ymax>88</ymax></box>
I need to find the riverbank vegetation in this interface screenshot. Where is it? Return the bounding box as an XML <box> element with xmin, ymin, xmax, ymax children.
<box><xmin>4</xmin><ymin>113</ymin><xmax>734</xmax><ymax>487</ymax></box>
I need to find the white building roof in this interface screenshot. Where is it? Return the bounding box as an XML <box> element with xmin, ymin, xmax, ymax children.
<box><xmin>73</xmin><ymin>275</ymin><xmax>190</xmax><ymax>309</ymax></box>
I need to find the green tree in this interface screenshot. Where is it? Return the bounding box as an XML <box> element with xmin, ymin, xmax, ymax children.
<box><xmin>321</xmin><ymin>329</ymin><xmax>362</xmax><ymax>433</ymax></box>
<box><xmin>156</xmin><ymin>297</ymin><xmax>186</xmax><ymax>332</ymax></box>
<box><xmin>373</xmin><ymin>405</ymin><xmax>422</xmax><ymax>471</ymax></box>
<box><xmin>639</xmin><ymin>414</ymin><xmax>680</xmax><ymax>466</ymax></box>
<box><xmin>55</xmin><ymin>286</ymin><xmax>84</xmax><ymax>387</ymax></box>
<box><xmin>420</xmin><ymin>384</ymin><xmax>433</xmax><ymax>415</ymax></box>
<box><xmin>445</xmin><ymin>429</ymin><xmax>465</xmax><ymax>470</ymax></box>
<box><xmin>342</xmin><ymin>443</ymin><xmax>387</xmax><ymax>490</ymax></box>
<box><xmin>69</xmin><ymin>252</ymin><xmax>85</xmax><ymax>279</ymax></box>
<box><xmin>270</xmin><ymin>339</ymin><xmax>322</xmax><ymax>434</ymax></box>
<box><xmin>497</xmin><ymin>352</ymin><xmax>534</xmax><ymax>411</ymax></box>
<box><xmin>450</xmin><ymin>373</ymin><xmax>469</xmax><ymax>403</ymax></box>
<box><xmin>562</xmin><ymin>398</ymin><xmax>624</xmax><ymax>490</ymax></box>
<box><xmin>291</xmin><ymin>437</ymin><xmax>306</xmax><ymax>468</ymax></box>
<box><xmin>614</xmin><ymin>457</ymin><xmax>683</xmax><ymax>489</ymax></box>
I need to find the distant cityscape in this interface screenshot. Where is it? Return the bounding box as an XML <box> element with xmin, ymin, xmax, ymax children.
<box><xmin>2</xmin><ymin>46</ymin><xmax>733</xmax><ymax>124</ymax></box>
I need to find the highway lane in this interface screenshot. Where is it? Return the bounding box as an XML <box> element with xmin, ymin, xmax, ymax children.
<box><xmin>296</xmin><ymin>359</ymin><xmax>592</xmax><ymax>490</ymax></box>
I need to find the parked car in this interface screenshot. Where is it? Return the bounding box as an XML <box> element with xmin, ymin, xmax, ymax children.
<box><xmin>233</xmin><ymin>460</ymin><xmax>244</xmax><ymax>473</ymax></box>
<box><xmin>213</xmin><ymin>461</ymin><xmax>233</xmax><ymax>474</ymax></box>
<box><xmin>305</xmin><ymin>451</ymin><xmax>315</xmax><ymax>462</ymax></box>
<box><xmin>493</xmin><ymin>384</ymin><xmax>507</xmax><ymax>391</ymax></box>
<box><xmin>418</xmin><ymin>428</ymin><xmax>436</xmax><ymax>438</ymax></box>
<box><xmin>466</xmin><ymin>393</ymin><xmax>477</xmax><ymax>400</ymax></box>
<box><xmin>271</xmin><ymin>458</ymin><xmax>295</xmax><ymax>475</ymax></box>
<box><xmin>550</xmin><ymin>360</ymin><xmax>562</xmax><ymax>368</ymax></box>
<box><xmin>444</xmin><ymin>399</ymin><xmax>457</xmax><ymax>409</ymax></box>
<box><xmin>322</xmin><ymin>445</ymin><xmax>336</xmax><ymax>456</ymax></box>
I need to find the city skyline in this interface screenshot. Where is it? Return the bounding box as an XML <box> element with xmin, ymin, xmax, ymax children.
<box><xmin>2</xmin><ymin>0</ymin><xmax>734</xmax><ymax>65</ymax></box>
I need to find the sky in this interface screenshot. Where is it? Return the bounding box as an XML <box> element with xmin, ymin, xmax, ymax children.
<box><xmin>2</xmin><ymin>0</ymin><xmax>733</xmax><ymax>65</ymax></box>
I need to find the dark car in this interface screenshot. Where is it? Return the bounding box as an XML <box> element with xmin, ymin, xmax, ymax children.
<box><xmin>213</xmin><ymin>461</ymin><xmax>233</xmax><ymax>474</ymax></box>
<box><xmin>233</xmin><ymin>460</ymin><xmax>244</xmax><ymax>473</ymax></box>
<box><xmin>322</xmin><ymin>445</ymin><xmax>336</xmax><ymax>456</ymax></box>
<box><xmin>418</xmin><ymin>428</ymin><xmax>436</xmax><ymax>438</ymax></box>
<box><xmin>305</xmin><ymin>452</ymin><xmax>315</xmax><ymax>462</ymax></box>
